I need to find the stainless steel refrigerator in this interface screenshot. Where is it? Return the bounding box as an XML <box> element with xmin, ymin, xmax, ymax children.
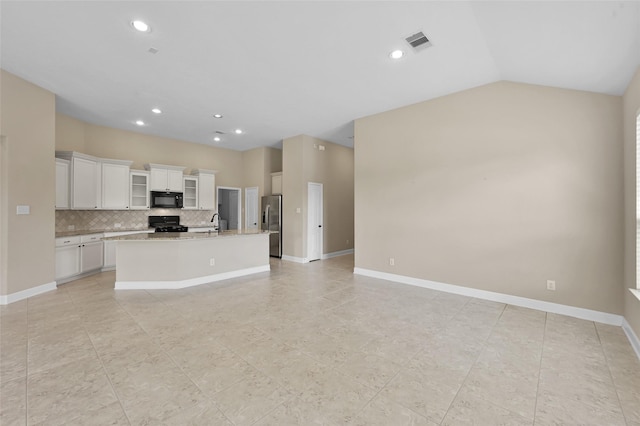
<box><xmin>261</xmin><ymin>195</ymin><xmax>282</xmax><ymax>258</ymax></box>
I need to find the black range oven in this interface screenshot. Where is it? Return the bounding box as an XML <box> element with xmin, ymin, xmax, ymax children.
<box><xmin>149</xmin><ymin>215</ymin><xmax>188</xmax><ymax>233</ymax></box>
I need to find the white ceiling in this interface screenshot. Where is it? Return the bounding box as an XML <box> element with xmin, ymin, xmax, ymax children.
<box><xmin>2</xmin><ymin>1</ymin><xmax>639</xmax><ymax>151</ymax></box>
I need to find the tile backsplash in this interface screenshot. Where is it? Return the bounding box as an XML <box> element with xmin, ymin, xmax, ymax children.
<box><xmin>55</xmin><ymin>209</ymin><xmax>216</xmax><ymax>233</ymax></box>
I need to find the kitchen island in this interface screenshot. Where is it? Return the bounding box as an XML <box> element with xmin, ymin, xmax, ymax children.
<box><xmin>104</xmin><ymin>230</ymin><xmax>270</xmax><ymax>290</ymax></box>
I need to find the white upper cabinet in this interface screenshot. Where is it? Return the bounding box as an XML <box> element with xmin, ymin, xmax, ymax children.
<box><xmin>101</xmin><ymin>160</ymin><xmax>133</xmax><ymax>210</ymax></box>
<box><xmin>183</xmin><ymin>176</ymin><xmax>198</xmax><ymax>209</ymax></box>
<box><xmin>145</xmin><ymin>164</ymin><xmax>185</xmax><ymax>192</ymax></box>
<box><xmin>55</xmin><ymin>158</ymin><xmax>70</xmax><ymax>209</ymax></box>
<box><xmin>167</xmin><ymin>169</ymin><xmax>184</xmax><ymax>192</ymax></box>
<box><xmin>192</xmin><ymin>169</ymin><xmax>217</xmax><ymax>210</ymax></box>
<box><xmin>130</xmin><ymin>171</ymin><xmax>150</xmax><ymax>210</ymax></box>
<box><xmin>74</xmin><ymin>156</ymin><xmax>100</xmax><ymax>209</ymax></box>
<box><xmin>55</xmin><ymin>152</ymin><xmax>101</xmax><ymax>210</ymax></box>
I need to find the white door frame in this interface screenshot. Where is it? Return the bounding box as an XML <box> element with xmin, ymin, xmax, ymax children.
<box><xmin>217</xmin><ymin>186</ymin><xmax>242</xmax><ymax>230</ymax></box>
<box><xmin>307</xmin><ymin>182</ymin><xmax>323</xmax><ymax>262</ymax></box>
<box><xmin>245</xmin><ymin>187</ymin><xmax>259</xmax><ymax>230</ymax></box>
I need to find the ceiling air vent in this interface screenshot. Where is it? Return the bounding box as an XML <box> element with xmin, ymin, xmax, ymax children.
<box><xmin>215</xmin><ymin>130</ymin><xmax>226</xmax><ymax>135</ymax></box>
<box><xmin>405</xmin><ymin>31</ymin><xmax>431</xmax><ymax>52</ymax></box>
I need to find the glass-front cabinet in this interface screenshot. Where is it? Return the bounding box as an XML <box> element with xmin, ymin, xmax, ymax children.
<box><xmin>183</xmin><ymin>176</ymin><xmax>198</xmax><ymax>209</ymax></box>
<box><xmin>130</xmin><ymin>171</ymin><xmax>150</xmax><ymax>209</ymax></box>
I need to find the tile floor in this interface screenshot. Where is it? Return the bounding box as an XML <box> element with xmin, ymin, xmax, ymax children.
<box><xmin>1</xmin><ymin>254</ymin><xmax>639</xmax><ymax>425</ymax></box>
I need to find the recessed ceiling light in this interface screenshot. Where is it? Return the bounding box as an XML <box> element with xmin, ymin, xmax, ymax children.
<box><xmin>151</xmin><ymin>108</ymin><xmax>162</xmax><ymax>114</ymax></box>
<box><xmin>135</xmin><ymin>120</ymin><xmax>144</xmax><ymax>126</ymax></box>
<box><xmin>132</xmin><ymin>20</ymin><xmax>150</xmax><ymax>32</ymax></box>
<box><xmin>213</xmin><ymin>136</ymin><xmax>221</xmax><ymax>142</ymax></box>
<box><xmin>213</xmin><ymin>114</ymin><xmax>223</xmax><ymax>118</ymax></box>
<box><xmin>234</xmin><ymin>129</ymin><xmax>243</xmax><ymax>134</ymax></box>
<box><xmin>390</xmin><ymin>50</ymin><xmax>404</xmax><ymax>59</ymax></box>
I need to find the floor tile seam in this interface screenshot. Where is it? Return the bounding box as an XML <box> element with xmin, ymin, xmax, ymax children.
<box><xmin>439</xmin><ymin>305</ymin><xmax>513</xmax><ymax>424</ymax></box>
<box><xmin>245</xmin><ymin>392</ymin><xmax>297</xmax><ymax>426</ymax></box>
<box><xmin>1</xmin><ymin>360</ymin><xmax>27</xmax><ymax>425</ymax></box>
<box><xmin>361</xmin><ymin>343</ymin><xmax>422</xmax><ymax>366</ymax></box>
<box><xmin>447</xmin><ymin>388</ymin><xmax>535</xmax><ymax>425</ymax></box>
<box><xmin>594</xmin><ymin>321</ymin><xmax>633</xmax><ymax>425</ymax></box>
<box><xmin>532</xmin><ymin>312</ymin><xmax>550</xmax><ymax>425</ymax></box>
<box><xmin>377</xmin><ymin>370</ymin><xmax>443</xmax><ymax>423</ymax></box>
<box><xmin>158</xmin><ymin>333</ymin><xmax>253</xmax><ymax>417</ymax></box>
<box><xmin>333</xmin><ymin>355</ymin><xmax>403</xmax><ymax>396</ymax></box>
<box><xmin>66</xmin><ymin>288</ymin><xmax>134</xmax><ymax>426</ymax></box>
<box><xmin>24</xmin><ymin>290</ymin><xmax>36</xmax><ymax>426</ymax></box>
<box><xmin>315</xmin><ymin>329</ymin><xmax>376</xmax><ymax>352</ymax></box>
<box><xmin>350</xmin><ymin>369</ymin><xmax>410</xmax><ymax>423</ymax></box>
<box><xmin>247</xmin><ymin>325</ymin><xmax>305</xmax><ymax>352</ymax></box>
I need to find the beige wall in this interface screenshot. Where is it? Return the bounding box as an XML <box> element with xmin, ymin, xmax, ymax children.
<box><xmin>282</xmin><ymin>135</ymin><xmax>354</xmax><ymax>259</ymax></box>
<box><xmin>355</xmin><ymin>81</ymin><xmax>623</xmax><ymax>314</ymax></box>
<box><xmin>623</xmin><ymin>67</ymin><xmax>640</xmax><ymax>336</ymax></box>
<box><xmin>56</xmin><ymin>114</ymin><xmax>85</xmax><ymax>151</ymax></box>
<box><xmin>242</xmin><ymin>146</ymin><xmax>282</xmax><ymax>197</ymax></box>
<box><xmin>242</xmin><ymin>147</ymin><xmax>265</xmax><ymax>196</ymax></box>
<box><xmin>242</xmin><ymin>146</ymin><xmax>282</xmax><ymax>228</ymax></box>
<box><xmin>56</xmin><ymin>115</ymin><xmax>244</xmax><ymax>188</ymax></box>
<box><xmin>0</xmin><ymin>70</ymin><xmax>56</xmax><ymax>297</ymax></box>
<box><xmin>283</xmin><ymin>136</ymin><xmax>305</xmax><ymax>258</ymax></box>
<box><xmin>264</xmin><ymin>147</ymin><xmax>283</xmax><ymax>197</ymax></box>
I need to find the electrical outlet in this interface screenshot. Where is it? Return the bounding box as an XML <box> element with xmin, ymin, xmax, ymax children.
<box><xmin>346</xmin><ymin>239</ymin><xmax>349</xmax><ymax>245</ymax></box>
<box><xmin>546</xmin><ymin>280</ymin><xmax>556</xmax><ymax>291</ymax></box>
<box><xmin>209</xmin><ymin>258</ymin><xmax>215</xmax><ymax>266</ymax></box>
<box><xmin>114</xmin><ymin>223</ymin><xmax>121</xmax><ymax>228</ymax></box>
<box><xmin>389</xmin><ymin>258</ymin><xmax>395</xmax><ymax>266</ymax></box>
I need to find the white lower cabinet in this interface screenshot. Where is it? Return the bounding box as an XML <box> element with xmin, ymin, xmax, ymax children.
<box><xmin>55</xmin><ymin>237</ymin><xmax>81</xmax><ymax>279</ymax></box>
<box><xmin>80</xmin><ymin>235</ymin><xmax>103</xmax><ymax>273</ymax></box>
<box><xmin>55</xmin><ymin>234</ymin><xmax>104</xmax><ymax>282</ymax></box>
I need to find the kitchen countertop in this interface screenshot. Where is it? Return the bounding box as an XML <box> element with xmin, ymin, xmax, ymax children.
<box><xmin>103</xmin><ymin>229</ymin><xmax>267</xmax><ymax>241</ymax></box>
<box><xmin>55</xmin><ymin>225</ymin><xmax>218</xmax><ymax>238</ymax></box>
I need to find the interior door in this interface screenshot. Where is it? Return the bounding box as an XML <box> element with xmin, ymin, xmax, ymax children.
<box><xmin>307</xmin><ymin>182</ymin><xmax>323</xmax><ymax>262</ymax></box>
<box><xmin>245</xmin><ymin>187</ymin><xmax>259</xmax><ymax>230</ymax></box>
<box><xmin>229</xmin><ymin>190</ymin><xmax>239</xmax><ymax>229</ymax></box>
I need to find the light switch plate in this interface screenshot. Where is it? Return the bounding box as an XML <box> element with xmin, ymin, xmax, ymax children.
<box><xmin>16</xmin><ymin>205</ymin><xmax>30</xmax><ymax>215</ymax></box>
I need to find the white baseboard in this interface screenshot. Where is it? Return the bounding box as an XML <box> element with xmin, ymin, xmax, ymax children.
<box><xmin>282</xmin><ymin>255</ymin><xmax>307</xmax><ymax>263</ymax></box>
<box><xmin>0</xmin><ymin>281</ymin><xmax>57</xmax><ymax>305</ymax></box>
<box><xmin>353</xmin><ymin>268</ymin><xmax>623</xmax><ymax>326</ymax></box>
<box><xmin>322</xmin><ymin>249</ymin><xmax>354</xmax><ymax>260</ymax></box>
<box><xmin>622</xmin><ymin>318</ymin><xmax>640</xmax><ymax>361</ymax></box>
<box><xmin>283</xmin><ymin>249</ymin><xmax>354</xmax><ymax>263</ymax></box>
<box><xmin>115</xmin><ymin>264</ymin><xmax>270</xmax><ymax>290</ymax></box>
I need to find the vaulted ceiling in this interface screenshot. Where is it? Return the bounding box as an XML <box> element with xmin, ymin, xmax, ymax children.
<box><xmin>2</xmin><ymin>1</ymin><xmax>639</xmax><ymax>151</ymax></box>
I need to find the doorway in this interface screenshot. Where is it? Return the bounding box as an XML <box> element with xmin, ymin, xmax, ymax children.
<box><xmin>217</xmin><ymin>187</ymin><xmax>242</xmax><ymax>231</ymax></box>
<box><xmin>245</xmin><ymin>187</ymin><xmax>259</xmax><ymax>230</ymax></box>
<box><xmin>307</xmin><ymin>182</ymin><xmax>323</xmax><ymax>262</ymax></box>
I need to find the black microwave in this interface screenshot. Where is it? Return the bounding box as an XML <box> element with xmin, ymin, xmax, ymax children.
<box><xmin>150</xmin><ymin>191</ymin><xmax>183</xmax><ymax>209</ymax></box>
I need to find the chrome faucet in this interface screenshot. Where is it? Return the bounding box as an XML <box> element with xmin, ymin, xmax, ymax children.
<box><xmin>210</xmin><ymin>213</ymin><xmax>220</xmax><ymax>232</ymax></box>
